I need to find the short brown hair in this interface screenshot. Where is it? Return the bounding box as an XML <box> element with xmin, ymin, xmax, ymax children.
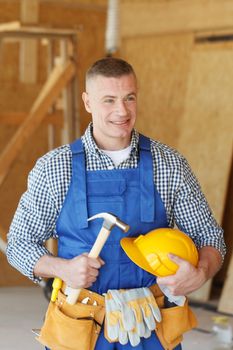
<box><xmin>86</xmin><ymin>57</ymin><xmax>136</xmax><ymax>84</ymax></box>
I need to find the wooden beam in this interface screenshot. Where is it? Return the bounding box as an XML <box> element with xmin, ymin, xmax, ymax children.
<box><xmin>20</xmin><ymin>0</ymin><xmax>39</xmax><ymax>83</ymax></box>
<box><xmin>0</xmin><ymin>25</ymin><xmax>78</xmax><ymax>39</ymax></box>
<box><xmin>0</xmin><ymin>21</ymin><xmax>20</xmax><ymax>31</ymax></box>
<box><xmin>120</xmin><ymin>0</ymin><xmax>233</xmax><ymax>37</ymax></box>
<box><xmin>0</xmin><ymin>111</ymin><xmax>64</xmax><ymax>127</ymax></box>
<box><xmin>0</xmin><ymin>61</ymin><xmax>76</xmax><ymax>187</ymax></box>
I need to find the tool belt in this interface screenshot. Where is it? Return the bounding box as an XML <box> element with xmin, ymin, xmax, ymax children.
<box><xmin>104</xmin><ymin>284</ymin><xmax>197</xmax><ymax>350</ymax></box>
<box><xmin>37</xmin><ymin>284</ymin><xmax>197</xmax><ymax>350</ymax></box>
<box><xmin>37</xmin><ymin>288</ymin><xmax>105</xmax><ymax>350</ymax></box>
<box><xmin>154</xmin><ymin>295</ymin><xmax>197</xmax><ymax>350</ymax></box>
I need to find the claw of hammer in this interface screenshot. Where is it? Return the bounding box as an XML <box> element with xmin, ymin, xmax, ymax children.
<box><xmin>88</xmin><ymin>212</ymin><xmax>130</xmax><ymax>232</ymax></box>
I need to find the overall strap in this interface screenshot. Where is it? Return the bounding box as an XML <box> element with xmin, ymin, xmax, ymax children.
<box><xmin>70</xmin><ymin>139</ymin><xmax>88</xmax><ymax>228</ymax></box>
<box><xmin>139</xmin><ymin>134</ymin><xmax>155</xmax><ymax>222</ymax></box>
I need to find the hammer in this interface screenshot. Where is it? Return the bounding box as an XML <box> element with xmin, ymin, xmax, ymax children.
<box><xmin>66</xmin><ymin>212</ymin><xmax>130</xmax><ymax>304</ymax></box>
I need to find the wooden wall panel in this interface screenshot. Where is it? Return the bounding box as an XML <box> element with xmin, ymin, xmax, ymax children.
<box><xmin>177</xmin><ymin>43</ymin><xmax>233</xmax><ymax>224</ymax></box>
<box><xmin>121</xmin><ymin>0</ymin><xmax>233</xmax><ymax>37</ymax></box>
<box><xmin>176</xmin><ymin>44</ymin><xmax>233</xmax><ymax>301</ymax></box>
<box><xmin>0</xmin><ymin>0</ymin><xmax>19</xmax><ymax>22</ymax></box>
<box><xmin>121</xmin><ymin>33</ymin><xmax>193</xmax><ymax>148</ymax></box>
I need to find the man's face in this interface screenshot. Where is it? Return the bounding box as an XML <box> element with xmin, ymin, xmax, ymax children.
<box><xmin>82</xmin><ymin>73</ymin><xmax>137</xmax><ymax>150</ymax></box>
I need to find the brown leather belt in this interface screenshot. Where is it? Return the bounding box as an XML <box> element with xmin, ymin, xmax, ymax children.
<box><xmin>61</xmin><ymin>282</ymin><xmax>163</xmax><ymax>304</ymax></box>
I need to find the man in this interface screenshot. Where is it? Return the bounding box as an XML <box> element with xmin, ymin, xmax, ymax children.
<box><xmin>7</xmin><ymin>57</ymin><xmax>225</xmax><ymax>349</ymax></box>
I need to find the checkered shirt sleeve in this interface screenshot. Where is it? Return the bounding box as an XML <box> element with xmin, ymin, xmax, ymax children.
<box><xmin>6</xmin><ymin>124</ymin><xmax>226</xmax><ymax>282</ymax></box>
<box><xmin>6</xmin><ymin>145</ymin><xmax>72</xmax><ymax>282</ymax></box>
<box><xmin>150</xmin><ymin>140</ymin><xmax>225</xmax><ymax>256</ymax></box>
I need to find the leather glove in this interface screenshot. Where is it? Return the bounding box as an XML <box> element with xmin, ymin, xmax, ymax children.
<box><xmin>105</xmin><ymin>291</ymin><xmax>141</xmax><ymax>346</ymax></box>
<box><xmin>111</xmin><ymin>288</ymin><xmax>161</xmax><ymax>333</ymax></box>
<box><xmin>105</xmin><ymin>292</ymin><xmax>128</xmax><ymax>345</ymax></box>
<box><xmin>105</xmin><ymin>287</ymin><xmax>161</xmax><ymax>346</ymax></box>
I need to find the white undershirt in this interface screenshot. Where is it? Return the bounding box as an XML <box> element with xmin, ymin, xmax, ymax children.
<box><xmin>101</xmin><ymin>145</ymin><xmax>132</xmax><ymax>167</ymax></box>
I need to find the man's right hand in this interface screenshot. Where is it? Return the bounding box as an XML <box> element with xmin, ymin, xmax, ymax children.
<box><xmin>33</xmin><ymin>253</ymin><xmax>105</xmax><ymax>289</ymax></box>
<box><xmin>62</xmin><ymin>253</ymin><xmax>105</xmax><ymax>289</ymax></box>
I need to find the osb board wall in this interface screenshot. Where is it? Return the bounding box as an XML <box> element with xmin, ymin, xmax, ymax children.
<box><xmin>121</xmin><ymin>33</ymin><xmax>193</xmax><ymax>148</ymax></box>
<box><xmin>121</xmin><ymin>34</ymin><xmax>233</xmax><ymax>224</ymax></box>
<box><xmin>0</xmin><ymin>0</ymin><xmax>107</xmax><ymax>286</ymax></box>
<box><xmin>120</xmin><ymin>0</ymin><xmax>233</xmax><ymax>37</ymax></box>
<box><xmin>0</xmin><ymin>0</ymin><xmax>19</xmax><ymax>21</ymax></box>
<box><xmin>177</xmin><ymin>42</ymin><xmax>233</xmax><ymax>224</ymax></box>
<box><xmin>177</xmin><ymin>43</ymin><xmax>233</xmax><ymax>301</ymax></box>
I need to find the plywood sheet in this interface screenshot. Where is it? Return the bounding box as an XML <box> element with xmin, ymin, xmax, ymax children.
<box><xmin>177</xmin><ymin>44</ymin><xmax>233</xmax><ymax>224</ymax></box>
<box><xmin>121</xmin><ymin>0</ymin><xmax>233</xmax><ymax>37</ymax></box>
<box><xmin>121</xmin><ymin>33</ymin><xmax>193</xmax><ymax>148</ymax></box>
<box><xmin>177</xmin><ymin>44</ymin><xmax>233</xmax><ymax>301</ymax></box>
<box><xmin>0</xmin><ymin>0</ymin><xmax>19</xmax><ymax>22</ymax></box>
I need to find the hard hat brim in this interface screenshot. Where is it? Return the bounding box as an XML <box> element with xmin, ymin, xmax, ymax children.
<box><xmin>120</xmin><ymin>237</ymin><xmax>156</xmax><ymax>275</ymax></box>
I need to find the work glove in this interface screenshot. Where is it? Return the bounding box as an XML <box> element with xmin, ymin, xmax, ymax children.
<box><xmin>158</xmin><ymin>283</ymin><xmax>186</xmax><ymax>306</ymax></box>
<box><xmin>104</xmin><ymin>292</ymin><xmax>129</xmax><ymax>345</ymax></box>
<box><xmin>104</xmin><ymin>290</ymin><xmax>143</xmax><ymax>346</ymax></box>
<box><xmin>105</xmin><ymin>287</ymin><xmax>161</xmax><ymax>347</ymax></box>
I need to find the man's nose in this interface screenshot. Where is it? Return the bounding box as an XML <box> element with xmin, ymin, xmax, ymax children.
<box><xmin>116</xmin><ymin>100</ymin><xmax>128</xmax><ymax>116</ymax></box>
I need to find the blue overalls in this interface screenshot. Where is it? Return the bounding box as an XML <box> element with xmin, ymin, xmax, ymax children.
<box><xmin>53</xmin><ymin>134</ymin><xmax>182</xmax><ymax>350</ymax></box>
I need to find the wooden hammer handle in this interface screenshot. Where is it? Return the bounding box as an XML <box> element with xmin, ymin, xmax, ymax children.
<box><xmin>66</xmin><ymin>226</ymin><xmax>110</xmax><ymax>304</ymax></box>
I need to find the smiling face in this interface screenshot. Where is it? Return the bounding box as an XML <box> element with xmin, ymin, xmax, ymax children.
<box><xmin>82</xmin><ymin>73</ymin><xmax>137</xmax><ymax>150</ymax></box>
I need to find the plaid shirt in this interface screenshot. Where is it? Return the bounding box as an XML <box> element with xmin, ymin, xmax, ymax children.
<box><xmin>7</xmin><ymin>123</ymin><xmax>226</xmax><ymax>282</ymax></box>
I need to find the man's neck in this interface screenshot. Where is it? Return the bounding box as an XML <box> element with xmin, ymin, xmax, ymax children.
<box><xmin>93</xmin><ymin>134</ymin><xmax>131</xmax><ymax>151</ymax></box>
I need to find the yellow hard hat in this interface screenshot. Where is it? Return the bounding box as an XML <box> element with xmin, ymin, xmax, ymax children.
<box><xmin>120</xmin><ymin>228</ymin><xmax>198</xmax><ymax>277</ymax></box>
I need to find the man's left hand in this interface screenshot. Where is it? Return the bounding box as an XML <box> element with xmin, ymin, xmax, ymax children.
<box><xmin>156</xmin><ymin>253</ymin><xmax>207</xmax><ymax>296</ymax></box>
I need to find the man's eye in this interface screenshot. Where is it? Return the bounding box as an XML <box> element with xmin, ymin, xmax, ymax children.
<box><xmin>126</xmin><ymin>95</ymin><xmax>136</xmax><ymax>102</ymax></box>
<box><xmin>104</xmin><ymin>99</ymin><xmax>114</xmax><ymax>103</ymax></box>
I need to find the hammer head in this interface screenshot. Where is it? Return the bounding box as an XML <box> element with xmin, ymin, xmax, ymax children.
<box><xmin>88</xmin><ymin>212</ymin><xmax>130</xmax><ymax>232</ymax></box>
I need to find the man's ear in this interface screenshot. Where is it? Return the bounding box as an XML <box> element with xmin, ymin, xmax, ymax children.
<box><xmin>82</xmin><ymin>92</ymin><xmax>92</xmax><ymax>113</ymax></box>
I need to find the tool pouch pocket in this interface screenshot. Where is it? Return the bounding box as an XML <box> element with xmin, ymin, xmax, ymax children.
<box><xmin>37</xmin><ymin>289</ymin><xmax>105</xmax><ymax>350</ymax></box>
<box><xmin>155</xmin><ymin>296</ymin><xmax>197</xmax><ymax>350</ymax></box>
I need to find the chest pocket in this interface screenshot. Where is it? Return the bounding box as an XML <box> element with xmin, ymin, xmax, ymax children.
<box><xmin>87</xmin><ymin>180</ymin><xmax>126</xmax><ymax>238</ymax></box>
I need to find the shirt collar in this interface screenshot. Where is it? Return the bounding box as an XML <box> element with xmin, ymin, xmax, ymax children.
<box><xmin>81</xmin><ymin>122</ymin><xmax>139</xmax><ymax>156</ymax></box>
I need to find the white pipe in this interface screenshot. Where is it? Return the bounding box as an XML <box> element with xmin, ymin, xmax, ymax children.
<box><xmin>105</xmin><ymin>0</ymin><xmax>120</xmax><ymax>55</ymax></box>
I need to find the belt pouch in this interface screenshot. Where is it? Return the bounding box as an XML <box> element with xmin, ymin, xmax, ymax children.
<box><xmin>37</xmin><ymin>289</ymin><xmax>105</xmax><ymax>350</ymax></box>
<box><xmin>155</xmin><ymin>296</ymin><xmax>198</xmax><ymax>350</ymax></box>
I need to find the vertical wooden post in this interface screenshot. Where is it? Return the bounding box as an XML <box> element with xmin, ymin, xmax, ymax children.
<box><xmin>60</xmin><ymin>39</ymin><xmax>74</xmax><ymax>143</ymax></box>
<box><xmin>20</xmin><ymin>0</ymin><xmax>39</xmax><ymax>83</ymax></box>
